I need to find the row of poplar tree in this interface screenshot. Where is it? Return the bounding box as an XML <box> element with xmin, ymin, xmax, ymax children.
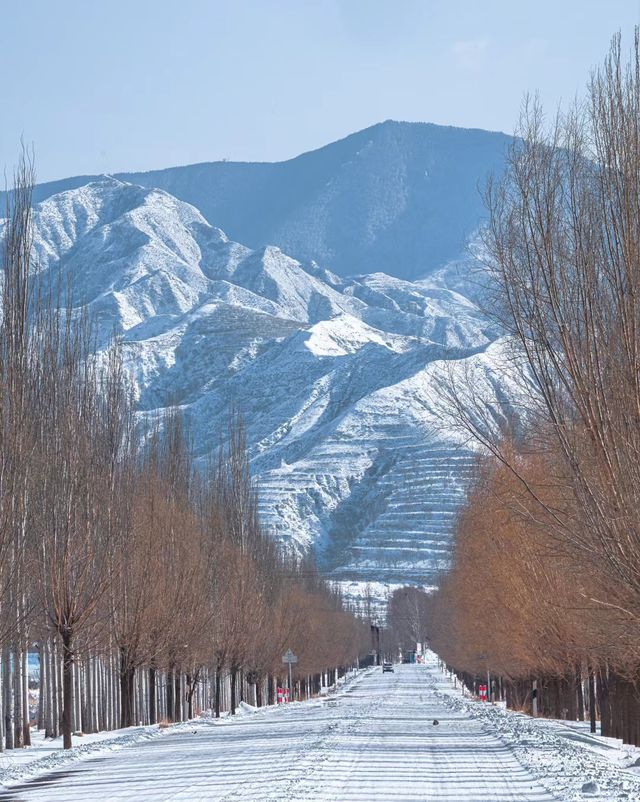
<box><xmin>427</xmin><ymin>32</ymin><xmax>640</xmax><ymax>747</ymax></box>
<box><xmin>0</xmin><ymin>155</ymin><xmax>370</xmax><ymax>751</ymax></box>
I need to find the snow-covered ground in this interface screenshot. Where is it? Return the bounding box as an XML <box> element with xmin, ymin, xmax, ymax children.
<box><xmin>0</xmin><ymin>723</ymin><xmax>175</xmax><ymax>790</ymax></box>
<box><xmin>1</xmin><ymin>655</ymin><xmax>638</xmax><ymax>800</ymax></box>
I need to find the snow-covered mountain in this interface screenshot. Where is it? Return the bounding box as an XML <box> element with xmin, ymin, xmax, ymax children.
<box><xmin>16</xmin><ymin>121</ymin><xmax>511</xmax><ymax>281</ymax></box>
<box><xmin>16</xmin><ymin>176</ymin><xmax>516</xmax><ymax>597</ymax></box>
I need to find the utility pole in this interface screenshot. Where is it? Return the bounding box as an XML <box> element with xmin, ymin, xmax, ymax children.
<box><xmin>369</xmin><ymin>625</ymin><xmax>381</xmax><ymax>665</ymax></box>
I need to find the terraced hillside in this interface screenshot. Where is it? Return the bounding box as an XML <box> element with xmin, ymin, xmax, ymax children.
<box><xmin>1</xmin><ymin>175</ymin><xmax>515</xmax><ymax>596</ymax></box>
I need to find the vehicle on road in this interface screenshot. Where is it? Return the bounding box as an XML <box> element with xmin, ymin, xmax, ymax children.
<box><xmin>382</xmin><ymin>662</ymin><xmax>394</xmax><ymax>673</ymax></box>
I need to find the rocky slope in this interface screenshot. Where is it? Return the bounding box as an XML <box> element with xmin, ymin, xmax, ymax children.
<box><xmin>16</xmin><ymin>120</ymin><xmax>511</xmax><ymax>281</ymax></box>
<box><xmin>14</xmin><ymin>176</ymin><xmax>516</xmax><ymax>598</ymax></box>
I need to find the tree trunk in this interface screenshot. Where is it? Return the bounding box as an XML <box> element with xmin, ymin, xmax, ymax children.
<box><xmin>149</xmin><ymin>666</ymin><xmax>157</xmax><ymax>725</ymax></box>
<box><xmin>119</xmin><ymin>649</ymin><xmax>135</xmax><ymax>729</ymax></box>
<box><xmin>166</xmin><ymin>667</ymin><xmax>174</xmax><ymax>722</ymax></box>
<box><xmin>61</xmin><ymin>629</ymin><xmax>74</xmax><ymax>750</ymax></box>
<box><xmin>4</xmin><ymin>649</ymin><xmax>13</xmax><ymax>750</ymax></box>
<box><xmin>49</xmin><ymin>638</ymin><xmax>60</xmax><ymax>738</ymax></box>
<box><xmin>597</xmin><ymin>668</ymin><xmax>610</xmax><ymax>737</ymax></box>
<box><xmin>22</xmin><ymin>647</ymin><xmax>30</xmax><ymax>746</ymax></box>
<box><xmin>74</xmin><ymin>659</ymin><xmax>82</xmax><ymax>734</ymax></box>
<box><xmin>174</xmin><ymin>672</ymin><xmax>181</xmax><ymax>722</ymax></box>
<box><xmin>576</xmin><ymin>666</ymin><xmax>585</xmax><ymax>722</ymax></box>
<box><xmin>186</xmin><ymin>674</ymin><xmax>194</xmax><ymax>720</ymax></box>
<box><xmin>588</xmin><ymin>669</ymin><xmax>597</xmax><ymax>733</ymax></box>
<box><xmin>215</xmin><ymin>667</ymin><xmax>221</xmax><ymax>718</ymax></box>
<box><xmin>38</xmin><ymin>641</ymin><xmax>46</xmax><ymax>732</ymax></box>
<box><xmin>14</xmin><ymin>644</ymin><xmax>24</xmax><ymax>748</ymax></box>
<box><xmin>230</xmin><ymin>668</ymin><xmax>237</xmax><ymax>715</ymax></box>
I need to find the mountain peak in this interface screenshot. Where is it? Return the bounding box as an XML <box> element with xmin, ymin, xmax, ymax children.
<box><xmin>2</xmin><ymin>175</ymin><xmax>513</xmax><ymax>590</ymax></box>
<box><xmin>13</xmin><ymin>122</ymin><xmax>511</xmax><ymax>281</ymax></box>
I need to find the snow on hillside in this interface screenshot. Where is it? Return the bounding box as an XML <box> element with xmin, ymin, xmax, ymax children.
<box><xmin>15</xmin><ymin>120</ymin><xmax>511</xmax><ymax>281</ymax></box>
<box><xmin>3</xmin><ymin>178</ymin><xmax>515</xmax><ymax>589</ymax></box>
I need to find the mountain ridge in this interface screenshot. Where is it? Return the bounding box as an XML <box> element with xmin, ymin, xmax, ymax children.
<box><xmin>0</xmin><ymin>121</ymin><xmax>519</xmax><ymax>599</ymax></box>
<box><xmin>1</xmin><ymin>176</ymin><xmax>516</xmax><ymax>600</ymax></box>
<box><xmin>7</xmin><ymin>121</ymin><xmax>511</xmax><ymax>281</ymax></box>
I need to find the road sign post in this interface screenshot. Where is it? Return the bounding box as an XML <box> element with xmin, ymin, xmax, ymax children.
<box><xmin>282</xmin><ymin>649</ymin><xmax>298</xmax><ymax>701</ymax></box>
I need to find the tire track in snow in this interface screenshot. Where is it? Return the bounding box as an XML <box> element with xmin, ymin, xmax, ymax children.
<box><xmin>0</xmin><ymin>662</ymin><xmax>625</xmax><ymax>801</ymax></box>
<box><xmin>433</xmin><ymin>666</ymin><xmax>640</xmax><ymax>802</ymax></box>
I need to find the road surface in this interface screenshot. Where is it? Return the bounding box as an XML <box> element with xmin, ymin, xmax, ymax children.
<box><xmin>0</xmin><ymin>660</ymin><xmax>565</xmax><ymax>802</ymax></box>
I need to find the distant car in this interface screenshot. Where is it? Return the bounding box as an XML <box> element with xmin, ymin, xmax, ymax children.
<box><xmin>382</xmin><ymin>662</ymin><xmax>394</xmax><ymax>673</ymax></box>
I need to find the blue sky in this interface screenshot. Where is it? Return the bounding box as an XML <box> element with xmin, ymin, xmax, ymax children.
<box><xmin>2</xmin><ymin>0</ymin><xmax>638</xmax><ymax>181</ymax></box>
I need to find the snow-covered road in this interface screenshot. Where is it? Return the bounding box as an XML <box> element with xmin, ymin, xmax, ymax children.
<box><xmin>0</xmin><ymin>659</ymin><xmax>638</xmax><ymax>801</ymax></box>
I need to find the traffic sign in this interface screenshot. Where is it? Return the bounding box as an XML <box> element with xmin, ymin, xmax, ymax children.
<box><xmin>282</xmin><ymin>649</ymin><xmax>297</xmax><ymax>701</ymax></box>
